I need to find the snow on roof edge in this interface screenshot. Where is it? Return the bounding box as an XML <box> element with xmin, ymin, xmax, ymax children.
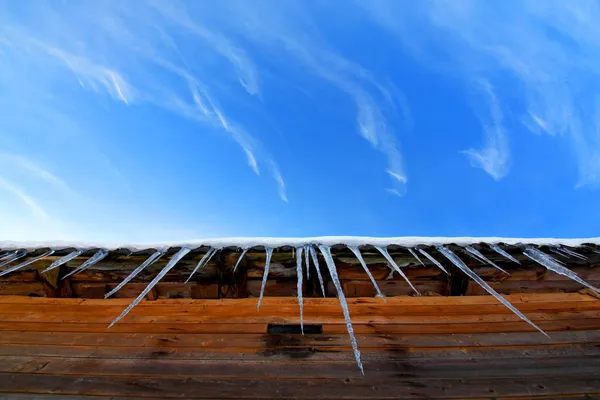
<box><xmin>1</xmin><ymin>236</ymin><xmax>599</xmax><ymax>251</ymax></box>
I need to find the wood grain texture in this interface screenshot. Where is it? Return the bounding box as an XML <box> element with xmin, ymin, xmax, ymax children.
<box><xmin>0</xmin><ymin>294</ymin><xmax>598</xmax><ymax>399</ymax></box>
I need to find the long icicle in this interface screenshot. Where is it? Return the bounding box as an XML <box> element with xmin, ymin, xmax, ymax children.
<box><xmin>185</xmin><ymin>248</ymin><xmax>217</xmax><ymax>283</ymax></box>
<box><xmin>490</xmin><ymin>243</ymin><xmax>521</xmax><ymax>265</ymax></box>
<box><xmin>464</xmin><ymin>245</ymin><xmax>509</xmax><ymax>274</ymax></box>
<box><xmin>0</xmin><ymin>250</ymin><xmax>27</xmax><ymax>268</ymax></box>
<box><xmin>109</xmin><ymin>247</ymin><xmax>191</xmax><ymax>328</ymax></box>
<box><xmin>309</xmin><ymin>246</ymin><xmax>326</xmax><ymax>297</ymax></box>
<box><xmin>296</xmin><ymin>247</ymin><xmax>304</xmax><ymax>334</ymax></box>
<box><xmin>62</xmin><ymin>249</ymin><xmax>109</xmax><ymax>280</ymax></box>
<box><xmin>418</xmin><ymin>248</ymin><xmax>448</xmax><ymax>274</ymax></box>
<box><xmin>0</xmin><ymin>251</ymin><xmax>14</xmax><ymax>262</ymax></box>
<box><xmin>408</xmin><ymin>248</ymin><xmax>426</xmax><ymax>268</ymax></box>
<box><xmin>524</xmin><ymin>247</ymin><xmax>599</xmax><ymax>293</ymax></box>
<box><xmin>304</xmin><ymin>245</ymin><xmax>311</xmax><ymax>280</ymax></box>
<box><xmin>257</xmin><ymin>247</ymin><xmax>274</xmax><ymax>311</ymax></box>
<box><xmin>318</xmin><ymin>245</ymin><xmax>364</xmax><ymax>375</ymax></box>
<box><xmin>233</xmin><ymin>248</ymin><xmax>248</xmax><ymax>273</ymax></box>
<box><xmin>375</xmin><ymin>246</ymin><xmax>420</xmax><ymax>295</ymax></box>
<box><xmin>0</xmin><ymin>249</ymin><xmax>54</xmax><ymax>277</ymax></box>
<box><xmin>348</xmin><ymin>246</ymin><xmax>385</xmax><ymax>301</ymax></box>
<box><xmin>558</xmin><ymin>246</ymin><xmax>587</xmax><ymax>260</ymax></box>
<box><xmin>41</xmin><ymin>249</ymin><xmax>85</xmax><ymax>273</ymax></box>
<box><xmin>437</xmin><ymin>245</ymin><xmax>548</xmax><ymax>337</ymax></box>
<box><xmin>105</xmin><ymin>248</ymin><xmax>166</xmax><ymax>299</ymax></box>
<box><xmin>549</xmin><ymin>247</ymin><xmax>570</xmax><ymax>261</ymax></box>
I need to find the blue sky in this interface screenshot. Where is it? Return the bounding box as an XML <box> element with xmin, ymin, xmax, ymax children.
<box><xmin>1</xmin><ymin>0</ymin><xmax>599</xmax><ymax>242</ymax></box>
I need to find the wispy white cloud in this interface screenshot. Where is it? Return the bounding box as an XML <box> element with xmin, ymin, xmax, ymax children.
<box><xmin>462</xmin><ymin>80</ymin><xmax>509</xmax><ymax>180</ymax></box>
<box><xmin>359</xmin><ymin>0</ymin><xmax>600</xmax><ymax>186</ymax></box>
<box><xmin>0</xmin><ymin>153</ymin><xmax>77</xmax><ymax>197</ymax></box>
<box><xmin>202</xmin><ymin>0</ymin><xmax>410</xmax><ymax>194</ymax></box>
<box><xmin>0</xmin><ymin>175</ymin><xmax>49</xmax><ymax>220</ymax></box>
<box><xmin>0</xmin><ymin>1</ymin><xmax>285</xmax><ymax>201</ymax></box>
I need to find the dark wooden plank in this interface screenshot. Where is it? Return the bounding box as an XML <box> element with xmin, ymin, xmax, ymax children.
<box><xmin>2</xmin><ymin>318</ymin><xmax>600</xmax><ymax>335</ymax></box>
<box><xmin>1</xmin><ymin>307</ymin><xmax>599</xmax><ymax>325</ymax></box>
<box><xmin>0</xmin><ymin>292</ymin><xmax>593</xmax><ymax>306</ymax></box>
<box><xmin>0</xmin><ymin>373</ymin><xmax>598</xmax><ymax>399</ymax></box>
<box><xmin>2</xmin><ymin>355</ymin><xmax>599</xmax><ymax>380</ymax></box>
<box><xmin>0</xmin><ymin>283</ymin><xmax>45</xmax><ymax>297</ymax></box>
<box><xmin>2</xmin><ymin>342</ymin><xmax>599</xmax><ymax>362</ymax></box>
<box><xmin>467</xmin><ymin>280</ymin><xmax>600</xmax><ymax>295</ymax></box>
<box><xmin>1</xmin><ymin>330</ymin><xmax>599</xmax><ymax>349</ymax></box>
<box><xmin>337</xmin><ymin>280</ymin><xmax>448</xmax><ymax>297</ymax></box>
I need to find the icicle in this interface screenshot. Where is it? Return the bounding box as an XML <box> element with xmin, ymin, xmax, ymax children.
<box><xmin>0</xmin><ymin>249</ymin><xmax>54</xmax><ymax>277</ymax></box>
<box><xmin>437</xmin><ymin>245</ymin><xmax>548</xmax><ymax>337</ymax></box>
<box><xmin>418</xmin><ymin>248</ymin><xmax>448</xmax><ymax>274</ymax></box>
<box><xmin>62</xmin><ymin>249</ymin><xmax>109</xmax><ymax>280</ymax></box>
<box><xmin>0</xmin><ymin>250</ymin><xmax>27</xmax><ymax>268</ymax></box>
<box><xmin>549</xmin><ymin>247</ymin><xmax>570</xmax><ymax>260</ymax></box>
<box><xmin>318</xmin><ymin>245</ymin><xmax>364</xmax><ymax>375</ymax></box>
<box><xmin>464</xmin><ymin>245</ymin><xmax>509</xmax><ymax>274</ymax></box>
<box><xmin>233</xmin><ymin>248</ymin><xmax>248</xmax><ymax>273</ymax></box>
<box><xmin>558</xmin><ymin>246</ymin><xmax>587</xmax><ymax>260</ymax></box>
<box><xmin>296</xmin><ymin>247</ymin><xmax>304</xmax><ymax>334</ymax></box>
<box><xmin>109</xmin><ymin>247</ymin><xmax>191</xmax><ymax>328</ymax></box>
<box><xmin>524</xmin><ymin>247</ymin><xmax>599</xmax><ymax>293</ymax></box>
<box><xmin>348</xmin><ymin>246</ymin><xmax>385</xmax><ymax>302</ymax></box>
<box><xmin>0</xmin><ymin>250</ymin><xmax>20</xmax><ymax>262</ymax></box>
<box><xmin>408</xmin><ymin>248</ymin><xmax>426</xmax><ymax>268</ymax></box>
<box><xmin>489</xmin><ymin>243</ymin><xmax>521</xmax><ymax>265</ymax></box>
<box><xmin>375</xmin><ymin>246</ymin><xmax>420</xmax><ymax>295</ymax></box>
<box><xmin>105</xmin><ymin>248</ymin><xmax>166</xmax><ymax>299</ymax></box>
<box><xmin>0</xmin><ymin>251</ymin><xmax>13</xmax><ymax>262</ymax></box>
<box><xmin>41</xmin><ymin>249</ymin><xmax>84</xmax><ymax>273</ymax></box>
<box><xmin>185</xmin><ymin>248</ymin><xmax>217</xmax><ymax>283</ymax></box>
<box><xmin>257</xmin><ymin>247</ymin><xmax>274</xmax><ymax>311</ymax></box>
<box><xmin>304</xmin><ymin>245</ymin><xmax>310</xmax><ymax>280</ymax></box>
<box><xmin>309</xmin><ymin>246</ymin><xmax>326</xmax><ymax>297</ymax></box>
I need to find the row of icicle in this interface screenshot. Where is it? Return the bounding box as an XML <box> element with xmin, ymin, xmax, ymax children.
<box><xmin>1</xmin><ymin>243</ymin><xmax>600</xmax><ymax>374</ymax></box>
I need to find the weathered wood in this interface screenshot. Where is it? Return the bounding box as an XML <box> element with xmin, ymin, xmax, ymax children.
<box><xmin>335</xmin><ymin>280</ymin><xmax>448</xmax><ymax>297</ymax></box>
<box><xmin>2</xmin><ymin>328</ymin><xmax>600</xmax><ymax>349</ymax></box>
<box><xmin>466</xmin><ymin>280</ymin><xmax>600</xmax><ymax>295</ymax></box>
<box><xmin>0</xmin><ymin>283</ymin><xmax>45</xmax><ymax>296</ymax></box>
<box><xmin>0</xmin><ymin>373</ymin><xmax>598</xmax><ymax>399</ymax></box>
<box><xmin>246</xmin><ymin>279</ymin><xmax>298</xmax><ymax>297</ymax></box>
<box><xmin>2</xmin><ymin>342</ymin><xmax>599</xmax><ymax>362</ymax></box>
<box><xmin>2</xmin><ymin>354</ymin><xmax>600</xmax><ymax>379</ymax></box>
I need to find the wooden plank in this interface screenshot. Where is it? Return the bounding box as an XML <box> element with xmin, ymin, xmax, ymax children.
<box><xmin>0</xmin><ymin>317</ymin><xmax>597</xmax><ymax>336</ymax></box>
<box><xmin>0</xmin><ymin>292</ymin><xmax>594</xmax><ymax>306</ymax></box>
<box><xmin>2</xmin><ymin>342</ymin><xmax>599</xmax><ymax>362</ymax></box>
<box><xmin>336</xmin><ymin>280</ymin><xmax>448</xmax><ymax>297</ymax></box>
<box><xmin>336</xmin><ymin>264</ymin><xmax>445</xmax><ymax>280</ymax></box>
<box><xmin>1</xmin><ymin>329</ymin><xmax>599</xmax><ymax>349</ymax></box>
<box><xmin>2</xmin><ymin>355</ymin><xmax>599</xmax><ymax>380</ymax></box>
<box><xmin>1</xmin><ymin>306</ymin><xmax>599</xmax><ymax>325</ymax></box>
<box><xmin>246</xmin><ymin>279</ymin><xmax>298</xmax><ymax>297</ymax></box>
<box><xmin>1</xmin><ymin>318</ymin><xmax>600</xmax><ymax>335</ymax></box>
<box><xmin>0</xmin><ymin>283</ymin><xmax>45</xmax><ymax>297</ymax></box>
<box><xmin>466</xmin><ymin>280</ymin><xmax>600</xmax><ymax>295</ymax></box>
<box><xmin>0</xmin><ymin>373</ymin><xmax>597</xmax><ymax>399</ymax></box>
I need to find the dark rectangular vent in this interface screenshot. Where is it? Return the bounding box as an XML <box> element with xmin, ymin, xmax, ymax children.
<box><xmin>267</xmin><ymin>324</ymin><xmax>323</xmax><ymax>334</ymax></box>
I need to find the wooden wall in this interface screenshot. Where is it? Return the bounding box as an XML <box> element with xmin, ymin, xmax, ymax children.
<box><xmin>0</xmin><ymin>293</ymin><xmax>599</xmax><ymax>399</ymax></box>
